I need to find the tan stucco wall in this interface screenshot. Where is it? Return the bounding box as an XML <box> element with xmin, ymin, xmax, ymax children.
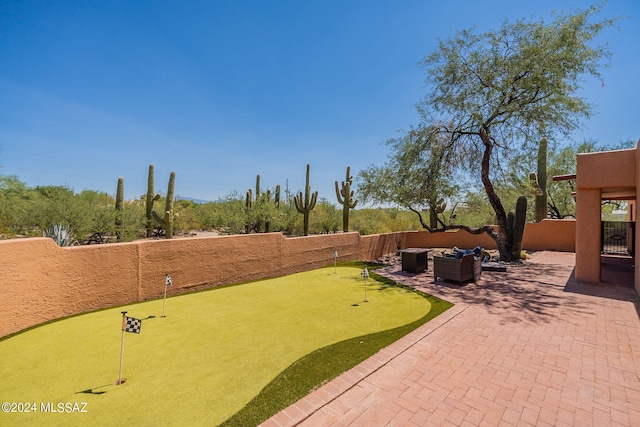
<box><xmin>402</xmin><ymin>220</ymin><xmax>575</xmax><ymax>252</ymax></box>
<box><xmin>575</xmin><ymin>188</ymin><xmax>602</xmax><ymax>281</ymax></box>
<box><xmin>2</xmin><ymin>238</ymin><xmax>141</xmax><ymax>338</ymax></box>
<box><xmin>1</xmin><ymin>232</ymin><xmax>394</xmax><ymax>337</ymax></box>
<box><xmin>577</xmin><ymin>148</ymin><xmax>636</xmax><ymax>189</ymax></box>
<box><xmin>523</xmin><ymin>220</ymin><xmax>576</xmax><ymax>252</ymax></box>
<box><xmin>575</xmin><ymin>145</ymin><xmax>637</xmax><ymax>283</ymax></box>
<box><xmin>0</xmin><ymin>222</ymin><xmax>579</xmax><ymax>338</ymax></box>
<box><xmin>405</xmin><ymin>229</ymin><xmax>497</xmax><ymax>250</ymax></box>
<box><xmin>636</xmin><ymin>146</ymin><xmax>640</xmax><ymax>294</ymax></box>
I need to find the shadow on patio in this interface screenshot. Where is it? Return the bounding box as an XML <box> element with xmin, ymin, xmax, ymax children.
<box><xmin>377</xmin><ymin>251</ymin><xmax>622</xmax><ymax>325</ymax></box>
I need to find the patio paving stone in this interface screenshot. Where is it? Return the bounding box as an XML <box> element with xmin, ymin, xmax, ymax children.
<box><xmin>262</xmin><ymin>251</ymin><xmax>640</xmax><ymax>426</ymax></box>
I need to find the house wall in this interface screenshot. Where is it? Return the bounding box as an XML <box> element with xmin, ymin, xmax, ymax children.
<box><xmin>636</xmin><ymin>147</ymin><xmax>640</xmax><ymax>294</ymax></box>
<box><xmin>0</xmin><ymin>221</ymin><xmax>577</xmax><ymax>338</ymax></box>
<box><xmin>575</xmin><ymin>188</ymin><xmax>603</xmax><ymax>282</ymax></box>
<box><xmin>575</xmin><ymin>146</ymin><xmax>638</xmax><ymax>284</ymax></box>
<box><xmin>576</xmin><ymin>149</ymin><xmax>636</xmax><ymax>189</ymax></box>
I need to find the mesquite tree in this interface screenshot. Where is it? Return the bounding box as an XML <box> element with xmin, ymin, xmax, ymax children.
<box><xmin>360</xmin><ymin>5</ymin><xmax>618</xmax><ymax>261</ymax></box>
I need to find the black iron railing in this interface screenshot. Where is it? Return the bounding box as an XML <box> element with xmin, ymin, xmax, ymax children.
<box><xmin>601</xmin><ymin>221</ymin><xmax>635</xmax><ymax>256</ymax></box>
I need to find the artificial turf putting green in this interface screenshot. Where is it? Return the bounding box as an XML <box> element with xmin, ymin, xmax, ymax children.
<box><xmin>0</xmin><ymin>264</ymin><xmax>450</xmax><ymax>426</ymax></box>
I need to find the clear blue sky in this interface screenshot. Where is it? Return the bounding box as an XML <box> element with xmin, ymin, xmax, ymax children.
<box><xmin>1</xmin><ymin>1</ymin><xmax>638</xmax><ymax>203</ymax></box>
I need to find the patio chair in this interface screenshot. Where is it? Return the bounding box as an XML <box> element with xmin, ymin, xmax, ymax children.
<box><xmin>433</xmin><ymin>254</ymin><xmax>481</xmax><ymax>284</ymax></box>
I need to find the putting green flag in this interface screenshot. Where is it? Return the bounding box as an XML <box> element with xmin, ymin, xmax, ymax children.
<box><xmin>122</xmin><ymin>316</ymin><xmax>142</xmax><ymax>334</ymax></box>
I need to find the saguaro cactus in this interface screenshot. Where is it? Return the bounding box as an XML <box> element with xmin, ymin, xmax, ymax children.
<box><xmin>335</xmin><ymin>166</ymin><xmax>358</xmax><ymax>232</ymax></box>
<box><xmin>294</xmin><ymin>164</ymin><xmax>318</xmax><ymax>236</ymax></box>
<box><xmin>274</xmin><ymin>184</ymin><xmax>281</xmax><ymax>208</ymax></box>
<box><xmin>245</xmin><ymin>188</ymin><xmax>253</xmax><ymax>233</ymax></box>
<box><xmin>145</xmin><ymin>164</ymin><xmax>161</xmax><ymax>238</ymax></box>
<box><xmin>116</xmin><ymin>177</ymin><xmax>124</xmax><ymax>241</ymax></box>
<box><xmin>530</xmin><ymin>137</ymin><xmax>548</xmax><ymax>222</ymax></box>
<box><xmin>507</xmin><ymin>195</ymin><xmax>528</xmax><ymax>259</ymax></box>
<box><xmin>536</xmin><ymin>137</ymin><xmax>548</xmax><ymax>222</ymax></box>
<box><xmin>152</xmin><ymin>171</ymin><xmax>176</xmax><ymax>239</ymax></box>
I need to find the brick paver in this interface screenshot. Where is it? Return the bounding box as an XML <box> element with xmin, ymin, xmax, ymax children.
<box><xmin>263</xmin><ymin>252</ymin><xmax>640</xmax><ymax>426</ymax></box>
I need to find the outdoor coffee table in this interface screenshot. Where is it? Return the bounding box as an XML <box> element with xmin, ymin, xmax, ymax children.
<box><xmin>398</xmin><ymin>248</ymin><xmax>429</xmax><ymax>274</ymax></box>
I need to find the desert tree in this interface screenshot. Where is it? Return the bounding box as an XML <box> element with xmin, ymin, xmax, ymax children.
<box><xmin>361</xmin><ymin>4</ymin><xmax>618</xmax><ymax>261</ymax></box>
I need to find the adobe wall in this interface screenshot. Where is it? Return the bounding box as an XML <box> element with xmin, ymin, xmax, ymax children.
<box><xmin>401</xmin><ymin>220</ymin><xmax>575</xmax><ymax>252</ymax></box>
<box><xmin>575</xmin><ymin>145</ymin><xmax>637</xmax><ymax>283</ymax></box>
<box><xmin>0</xmin><ymin>232</ymin><xmax>391</xmax><ymax>337</ymax></box>
<box><xmin>2</xmin><ymin>238</ymin><xmax>141</xmax><ymax>338</ymax></box>
<box><xmin>636</xmin><ymin>146</ymin><xmax>640</xmax><ymax>295</ymax></box>
<box><xmin>1</xmin><ymin>222</ymin><xmax>576</xmax><ymax>338</ymax></box>
<box><xmin>523</xmin><ymin>220</ymin><xmax>576</xmax><ymax>252</ymax></box>
<box><xmin>576</xmin><ymin>148</ymin><xmax>636</xmax><ymax>189</ymax></box>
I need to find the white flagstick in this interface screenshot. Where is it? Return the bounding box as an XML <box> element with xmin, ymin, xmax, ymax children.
<box><xmin>361</xmin><ymin>265</ymin><xmax>369</xmax><ymax>302</ymax></box>
<box><xmin>116</xmin><ymin>311</ymin><xmax>127</xmax><ymax>385</ymax></box>
<box><xmin>333</xmin><ymin>251</ymin><xmax>338</xmax><ymax>273</ymax></box>
<box><xmin>161</xmin><ymin>274</ymin><xmax>172</xmax><ymax>318</ymax></box>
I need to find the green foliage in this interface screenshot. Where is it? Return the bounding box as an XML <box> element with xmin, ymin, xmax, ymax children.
<box><xmin>196</xmin><ymin>193</ymin><xmax>249</xmax><ymax>235</ymax></box>
<box><xmin>350</xmin><ymin>209</ymin><xmax>393</xmax><ymax>235</ymax></box>
<box><xmin>350</xmin><ymin>208</ymin><xmax>423</xmax><ymax>235</ymax></box>
<box><xmin>335</xmin><ymin>166</ymin><xmax>357</xmax><ymax>232</ymax></box>
<box><xmin>293</xmin><ymin>164</ymin><xmax>318</xmax><ymax>236</ymax></box>
<box><xmin>358</xmin><ymin>128</ymin><xmax>460</xmax><ymax>221</ymax></box>
<box><xmin>245</xmin><ymin>175</ymin><xmax>282</xmax><ymax>233</ymax></box>
<box><xmin>264</xmin><ymin>185</ymin><xmax>281</xmax><ymax>233</ymax></box>
<box><xmin>308</xmin><ymin>199</ymin><xmax>341</xmax><ymax>234</ymax></box>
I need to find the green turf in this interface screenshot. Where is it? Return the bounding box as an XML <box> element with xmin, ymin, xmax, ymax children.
<box><xmin>0</xmin><ymin>264</ymin><xmax>451</xmax><ymax>426</ymax></box>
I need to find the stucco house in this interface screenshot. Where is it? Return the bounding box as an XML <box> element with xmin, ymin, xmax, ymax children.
<box><xmin>575</xmin><ymin>141</ymin><xmax>638</xmax><ymax>294</ymax></box>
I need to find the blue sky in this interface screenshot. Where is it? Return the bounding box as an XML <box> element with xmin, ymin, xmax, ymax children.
<box><xmin>1</xmin><ymin>1</ymin><xmax>638</xmax><ymax>203</ymax></box>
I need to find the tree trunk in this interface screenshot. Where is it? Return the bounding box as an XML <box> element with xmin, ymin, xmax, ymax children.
<box><xmin>479</xmin><ymin>127</ymin><xmax>512</xmax><ymax>261</ymax></box>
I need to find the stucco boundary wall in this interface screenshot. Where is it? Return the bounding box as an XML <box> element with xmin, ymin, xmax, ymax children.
<box><xmin>0</xmin><ymin>221</ymin><xmax>574</xmax><ymax>338</ymax></box>
<box><xmin>1</xmin><ymin>232</ymin><xmax>405</xmax><ymax>338</ymax></box>
<box><xmin>403</xmin><ymin>219</ymin><xmax>575</xmax><ymax>253</ymax></box>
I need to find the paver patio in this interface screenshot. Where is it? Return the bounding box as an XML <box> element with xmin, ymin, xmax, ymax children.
<box><xmin>262</xmin><ymin>251</ymin><xmax>640</xmax><ymax>426</ymax></box>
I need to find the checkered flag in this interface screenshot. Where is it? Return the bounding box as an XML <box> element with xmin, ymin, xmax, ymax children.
<box><xmin>123</xmin><ymin>316</ymin><xmax>142</xmax><ymax>334</ymax></box>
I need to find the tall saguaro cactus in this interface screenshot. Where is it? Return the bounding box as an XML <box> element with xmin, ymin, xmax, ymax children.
<box><xmin>274</xmin><ymin>184</ymin><xmax>281</xmax><ymax>208</ymax></box>
<box><xmin>245</xmin><ymin>188</ymin><xmax>253</xmax><ymax>233</ymax></box>
<box><xmin>507</xmin><ymin>195</ymin><xmax>527</xmax><ymax>259</ymax></box>
<box><xmin>294</xmin><ymin>164</ymin><xmax>318</xmax><ymax>236</ymax></box>
<box><xmin>115</xmin><ymin>177</ymin><xmax>124</xmax><ymax>241</ymax></box>
<box><xmin>530</xmin><ymin>137</ymin><xmax>549</xmax><ymax>222</ymax></box>
<box><xmin>335</xmin><ymin>166</ymin><xmax>357</xmax><ymax>232</ymax></box>
<box><xmin>145</xmin><ymin>164</ymin><xmax>161</xmax><ymax>238</ymax></box>
<box><xmin>152</xmin><ymin>171</ymin><xmax>176</xmax><ymax>239</ymax></box>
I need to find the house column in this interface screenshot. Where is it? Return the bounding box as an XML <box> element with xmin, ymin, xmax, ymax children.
<box><xmin>575</xmin><ymin>187</ymin><xmax>602</xmax><ymax>282</ymax></box>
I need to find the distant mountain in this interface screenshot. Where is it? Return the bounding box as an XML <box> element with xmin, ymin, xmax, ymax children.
<box><xmin>176</xmin><ymin>195</ymin><xmax>212</xmax><ymax>204</ymax></box>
